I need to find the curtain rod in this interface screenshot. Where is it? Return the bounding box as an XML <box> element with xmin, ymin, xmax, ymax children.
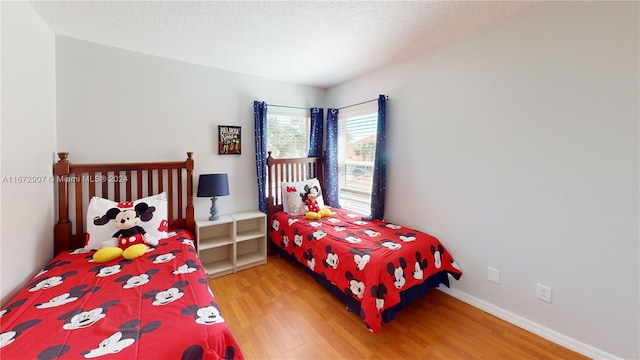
<box><xmin>337</xmin><ymin>98</ymin><xmax>376</xmax><ymax>110</ymax></box>
<box><xmin>261</xmin><ymin>95</ymin><xmax>388</xmax><ymax>111</ymax></box>
<box><xmin>267</xmin><ymin>103</ymin><xmax>311</xmax><ymax>110</ymax></box>
<box><xmin>337</xmin><ymin>95</ymin><xmax>388</xmax><ymax>110</ymax></box>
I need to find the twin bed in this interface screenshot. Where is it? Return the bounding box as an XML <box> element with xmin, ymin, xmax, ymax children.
<box><xmin>1</xmin><ymin>153</ymin><xmax>243</xmax><ymax>359</ymax></box>
<box><xmin>266</xmin><ymin>152</ymin><xmax>462</xmax><ymax>334</ymax></box>
<box><xmin>1</xmin><ymin>150</ymin><xmax>462</xmax><ymax>359</ymax></box>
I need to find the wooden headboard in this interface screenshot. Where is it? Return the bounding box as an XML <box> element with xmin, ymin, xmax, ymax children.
<box><xmin>266</xmin><ymin>151</ymin><xmax>325</xmax><ymax>218</ymax></box>
<box><xmin>53</xmin><ymin>152</ymin><xmax>195</xmax><ymax>255</ymax></box>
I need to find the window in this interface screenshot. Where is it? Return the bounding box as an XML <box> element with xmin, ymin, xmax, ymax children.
<box><xmin>266</xmin><ymin>109</ymin><xmax>310</xmax><ymax>158</ymax></box>
<box><xmin>337</xmin><ymin>107</ymin><xmax>377</xmax><ymax>214</ymax></box>
<box><xmin>265</xmin><ymin>108</ymin><xmax>310</xmax><ymax>204</ymax></box>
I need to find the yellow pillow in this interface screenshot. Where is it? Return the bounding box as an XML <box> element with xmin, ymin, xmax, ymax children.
<box><xmin>93</xmin><ymin>247</ymin><xmax>124</xmax><ymax>263</ymax></box>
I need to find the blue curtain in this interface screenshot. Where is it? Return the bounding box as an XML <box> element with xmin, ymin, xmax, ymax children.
<box><xmin>324</xmin><ymin>108</ymin><xmax>340</xmax><ymax>208</ymax></box>
<box><xmin>366</xmin><ymin>95</ymin><xmax>387</xmax><ymax>220</ymax></box>
<box><xmin>253</xmin><ymin>101</ymin><xmax>268</xmax><ymax>213</ymax></box>
<box><xmin>308</xmin><ymin>107</ymin><xmax>324</xmax><ymax>157</ymax></box>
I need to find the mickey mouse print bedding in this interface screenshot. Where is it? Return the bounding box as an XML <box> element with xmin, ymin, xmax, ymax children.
<box><xmin>0</xmin><ymin>230</ymin><xmax>244</xmax><ymax>359</ymax></box>
<box><xmin>269</xmin><ymin>208</ymin><xmax>463</xmax><ymax>334</ymax></box>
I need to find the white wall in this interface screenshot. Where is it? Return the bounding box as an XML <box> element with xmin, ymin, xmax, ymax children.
<box><xmin>55</xmin><ymin>36</ymin><xmax>326</xmax><ymax>220</ymax></box>
<box><xmin>4</xmin><ymin>2</ymin><xmax>637</xmax><ymax>357</ymax></box>
<box><xmin>0</xmin><ymin>2</ymin><xmax>57</xmax><ymax>306</ymax></box>
<box><xmin>328</xmin><ymin>2</ymin><xmax>639</xmax><ymax>359</ymax></box>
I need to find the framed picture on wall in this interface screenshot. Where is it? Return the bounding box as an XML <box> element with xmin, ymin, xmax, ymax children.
<box><xmin>218</xmin><ymin>125</ymin><xmax>241</xmax><ymax>155</ymax></box>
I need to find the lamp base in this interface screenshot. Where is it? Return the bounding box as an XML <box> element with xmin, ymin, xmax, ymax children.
<box><xmin>209</xmin><ymin>196</ymin><xmax>220</xmax><ymax>221</ymax></box>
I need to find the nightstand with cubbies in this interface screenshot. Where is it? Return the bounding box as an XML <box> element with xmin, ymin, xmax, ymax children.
<box><xmin>196</xmin><ymin>216</ymin><xmax>235</xmax><ymax>278</ymax></box>
<box><xmin>232</xmin><ymin>211</ymin><xmax>267</xmax><ymax>272</ymax></box>
<box><xmin>195</xmin><ymin>211</ymin><xmax>267</xmax><ymax>278</ymax></box>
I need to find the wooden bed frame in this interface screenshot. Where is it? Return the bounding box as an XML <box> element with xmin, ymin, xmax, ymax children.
<box><xmin>53</xmin><ymin>152</ymin><xmax>195</xmax><ymax>255</ymax></box>
<box><xmin>265</xmin><ymin>152</ymin><xmax>453</xmax><ymax>325</ymax></box>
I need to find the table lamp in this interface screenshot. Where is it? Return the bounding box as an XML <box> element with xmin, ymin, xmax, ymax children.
<box><xmin>197</xmin><ymin>173</ymin><xmax>229</xmax><ymax>221</ymax></box>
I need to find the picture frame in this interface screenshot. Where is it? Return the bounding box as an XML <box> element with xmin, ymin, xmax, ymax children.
<box><xmin>218</xmin><ymin>125</ymin><xmax>241</xmax><ymax>155</ymax></box>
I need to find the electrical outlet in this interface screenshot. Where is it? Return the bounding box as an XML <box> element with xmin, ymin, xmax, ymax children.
<box><xmin>537</xmin><ymin>284</ymin><xmax>552</xmax><ymax>303</ymax></box>
<box><xmin>488</xmin><ymin>267</ymin><xmax>500</xmax><ymax>284</ymax></box>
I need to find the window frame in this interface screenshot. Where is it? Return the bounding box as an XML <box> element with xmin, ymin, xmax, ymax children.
<box><xmin>336</xmin><ymin>105</ymin><xmax>378</xmax><ymax>215</ymax></box>
<box><xmin>265</xmin><ymin>108</ymin><xmax>311</xmax><ymax>159</ymax></box>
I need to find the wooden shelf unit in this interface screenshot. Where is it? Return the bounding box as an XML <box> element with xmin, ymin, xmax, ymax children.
<box><xmin>196</xmin><ymin>211</ymin><xmax>266</xmax><ymax>278</ymax></box>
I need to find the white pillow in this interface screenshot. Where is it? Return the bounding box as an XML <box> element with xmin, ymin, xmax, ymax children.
<box><xmin>85</xmin><ymin>192</ymin><xmax>169</xmax><ymax>250</ymax></box>
<box><xmin>281</xmin><ymin>178</ymin><xmax>325</xmax><ymax>215</ymax></box>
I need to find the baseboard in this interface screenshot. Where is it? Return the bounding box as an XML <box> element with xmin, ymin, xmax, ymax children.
<box><xmin>437</xmin><ymin>286</ymin><xmax>620</xmax><ymax>360</ymax></box>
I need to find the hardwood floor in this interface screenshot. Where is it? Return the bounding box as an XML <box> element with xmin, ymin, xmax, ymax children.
<box><xmin>209</xmin><ymin>255</ymin><xmax>588</xmax><ymax>360</ymax></box>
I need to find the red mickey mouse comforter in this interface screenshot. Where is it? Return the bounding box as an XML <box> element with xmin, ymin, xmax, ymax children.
<box><xmin>270</xmin><ymin>208</ymin><xmax>462</xmax><ymax>334</ymax></box>
<box><xmin>0</xmin><ymin>230</ymin><xmax>243</xmax><ymax>360</ymax></box>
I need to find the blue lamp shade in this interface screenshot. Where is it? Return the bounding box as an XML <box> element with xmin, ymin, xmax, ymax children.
<box><xmin>197</xmin><ymin>174</ymin><xmax>229</xmax><ymax>220</ymax></box>
<box><xmin>197</xmin><ymin>174</ymin><xmax>230</xmax><ymax>198</ymax></box>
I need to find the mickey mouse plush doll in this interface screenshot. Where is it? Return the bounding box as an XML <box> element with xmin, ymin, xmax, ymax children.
<box><xmin>92</xmin><ymin>203</ymin><xmax>158</xmax><ymax>263</ymax></box>
<box><xmin>301</xmin><ymin>184</ymin><xmax>331</xmax><ymax>220</ymax></box>
<box><xmin>301</xmin><ymin>184</ymin><xmax>321</xmax><ymax>213</ymax></box>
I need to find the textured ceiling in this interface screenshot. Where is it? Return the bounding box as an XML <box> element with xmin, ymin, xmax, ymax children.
<box><xmin>30</xmin><ymin>1</ymin><xmax>537</xmax><ymax>88</ymax></box>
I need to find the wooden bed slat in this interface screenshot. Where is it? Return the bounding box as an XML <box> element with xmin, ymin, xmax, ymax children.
<box><xmin>74</xmin><ymin>180</ymin><xmax>82</xmax><ymax>238</ymax></box>
<box><xmin>114</xmin><ymin>172</ymin><xmax>121</xmax><ymax>201</ymax></box>
<box><xmin>136</xmin><ymin>171</ymin><xmax>143</xmax><ymax>200</ymax></box>
<box><xmin>88</xmin><ymin>175</ymin><xmax>96</xmax><ymax>199</ymax></box>
<box><xmin>101</xmin><ymin>172</ymin><xmax>108</xmax><ymax>198</ymax></box>
<box><xmin>177</xmin><ymin>171</ymin><xmax>183</xmax><ymax>220</ymax></box>
<box><xmin>125</xmin><ymin>170</ymin><xmax>132</xmax><ymax>200</ymax></box>
<box><xmin>53</xmin><ymin>152</ymin><xmax>195</xmax><ymax>255</ymax></box>
<box><xmin>158</xmin><ymin>169</ymin><xmax>164</xmax><ymax>193</ymax></box>
<box><xmin>148</xmin><ymin>170</ymin><xmax>153</xmax><ymax>198</ymax></box>
<box><xmin>168</xmin><ymin>169</ymin><xmax>174</xmax><ymax>224</ymax></box>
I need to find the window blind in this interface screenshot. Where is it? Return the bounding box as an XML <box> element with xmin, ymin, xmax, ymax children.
<box><xmin>337</xmin><ymin>108</ymin><xmax>378</xmax><ymax>214</ymax></box>
<box><xmin>266</xmin><ymin>109</ymin><xmax>310</xmax><ymax>158</ymax></box>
